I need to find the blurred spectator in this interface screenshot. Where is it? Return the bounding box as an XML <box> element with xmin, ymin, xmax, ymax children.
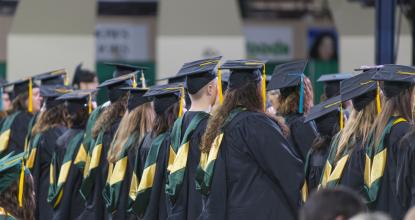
<box><xmin>300</xmin><ymin>187</ymin><xmax>366</xmax><ymax>220</ymax></box>
<box><xmin>350</xmin><ymin>212</ymin><xmax>392</xmax><ymax>220</ymax></box>
<box><xmin>310</xmin><ymin>32</ymin><xmax>338</xmax><ymax>61</ymax></box>
<box><xmin>2</xmin><ymin>91</ymin><xmax>11</xmax><ymax>111</ymax></box>
<box><xmin>72</xmin><ymin>63</ymin><xmax>98</xmax><ymax>90</ymax></box>
<box><xmin>405</xmin><ymin>207</ymin><xmax>415</xmax><ymax>220</ymax></box>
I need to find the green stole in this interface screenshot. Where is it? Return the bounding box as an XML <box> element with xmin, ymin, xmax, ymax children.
<box><xmin>24</xmin><ymin>112</ymin><xmax>38</xmax><ymax>158</ymax></box>
<box><xmin>195</xmin><ymin>107</ymin><xmax>245</xmax><ymax>195</ymax></box>
<box><xmin>364</xmin><ymin>117</ymin><xmax>406</xmax><ymax>203</ymax></box>
<box><xmin>0</xmin><ymin>112</ymin><xmax>20</xmax><ymax>155</ymax></box>
<box><xmin>129</xmin><ymin>132</ymin><xmax>168</xmax><ymax>216</ymax></box>
<box><xmin>165</xmin><ymin>112</ymin><xmax>210</xmax><ymax>201</ymax></box>
<box><xmin>103</xmin><ymin>134</ymin><xmax>137</xmax><ymax>212</ymax></box>
<box><xmin>47</xmin><ymin>131</ymin><xmax>84</xmax><ymax>208</ymax></box>
<box><xmin>25</xmin><ymin>133</ymin><xmax>42</xmax><ymax>170</ymax></box>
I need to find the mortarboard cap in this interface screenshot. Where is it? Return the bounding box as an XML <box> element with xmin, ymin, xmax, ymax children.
<box><xmin>144</xmin><ymin>83</ymin><xmax>184</xmax><ymax>116</ymax></box>
<box><xmin>57</xmin><ymin>89</ymin><xmax>95</xmax><ymax>114</ymax></box>
<box><xmin>98</xmin><ymin>74</ymin><xmax>135</xmax><ymax>103</ymax></box>
<box><xmin>178</xmin><ymin>56</ymin><xmax>221</xmax><ymax>95</ymax></box>
<box><xmin>317</xmin><ymin>73</ymin><xmax>353</xmax><ymax>83</ymax></box>
<box><xmin>305</xmin><ymin>95</ymin><xmax>342</xmax><ymax>123</ymax></box>
<box><xmin>5</xmin><ymin>78</ymin><xmax>40</xmax><ymax>113</ymax></box>
<box><xmin>34</xmin><ymin>69</ymin><xmax>68</xmax><ymax>86</ymax></box>
<box><xmin>40</xmin><ymin>85</ymin><xmax>72</xmax><ymax>109</ymax></box>
<box><xmin>318</xmin><ymin>73</ymin><xmax>353</xmax><ymax>99</ymax></box>
<box><xmin>105</xmin><ymin>63</ymin><xmax>148</xmax><ymax>78</ymax></box>
<box><xmin>120</xmin><ymin>87</ymin><xmax>152</xmax><ymax>111</ymax></box>
<box><xmin>0</xmin><ymin>152</ymin><xmax>28</xmax><ymax>207</ymax></box>
<box><xmin>372</xmin><ymin>64</ymin><xmax>415</xmax><ymax>98</ymax></box>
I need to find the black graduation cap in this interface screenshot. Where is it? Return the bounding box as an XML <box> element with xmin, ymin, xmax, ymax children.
<box><xmin>34</xmin><ymin>69</ymin><xmax>67</xmax><ymax>86</ymax></box>
<box><xmin>340</xmin><ymin>69</ymin><xmax>380</xmax><ymax>112</ymax></box>
<box><xmin>318</xmin><ymin>73</ymin><xmax>353</xmax><ymax>99</ymax></box>
<box><xmin>178</xmin><ymin>56</ymin><xmax>221</xmax><ymax>95</ymax></box>
<box><xmin>40</xmin><ymin>85</ymin><xmax>72</xmax><ymax>109</ymax></box>
<box><xmin>144</xmin><ymin>83</ymin><xmax>184</xmax><ymax>116</ymax></box>
<box><xmin>98</xmin><ymin>74</ymin><xmax>135</xmax><ymax>103</ymax></box>
<box><xmin>5</xmin><ymin>78</ymin><xmax>40</xmax><ymax>113</ymax></box>
<box><xmin>305</xmin><ymin>95</ymin><xmax>342</xmax><ymax>123</ymax></box>
<box><xmin>372</xmin><ymin>64</ymin><xmax>415</xmax><ymax>98</ymax></box>
<box><xmin>220</xmin><ymin>71</ymin><xmax>230</xmax><ymax>92</ymax></box>
<box><xmin>105</xmin><ymin>63</ymin><xmax>148</xmax><ymax>78</ymax></box>
<box><xmin>267</xmin><ymin>60</ymin><xmax>308</xmax><ymax>113</ymax></box>
<box><xmin>120</xmin><ymin>87</ymin><xmax>152</xmax><ymax>111</ymax></box>
<box><xmin>57</xmin><ymin>90</ymin><xmax>95</xmax><ymax>114</ymax></box>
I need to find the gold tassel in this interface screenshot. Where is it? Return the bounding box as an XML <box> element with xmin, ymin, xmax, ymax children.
<box><xmin>217</xmin><ymin>64</ymin><xmax>223</xmax><ymax>104</ymax></box>
<box><xmin>132</xmin><ymin>74</ymin><xmax>137</xmax><ymax>88</ymax></box>
<box><xmin>28</xmin><ymin>78</ymin><xmax>33</xmax><ymax>113</ymax></box>
<box><xmin>178</xmin><ymin>87</ymin><xmax>185</xmax><ymax>117</ymax></box>
<box><xmin>262</xmin><ymin>64</ymin><xmax>266</xmax><ymax>111</ymax></box>
<box><xmin>140</xmin><ymin>71</ymin><xmax>147</xmax><ymax>88</ymax></box>
<box><xmin>376</xmin><ymin>81</ymin><xmax>381</xmax><ymax>114</ymax></box>
<box><xmin>64</xmin><ymin>73</ymin><xmax>69</xmax><ymax>86</ymax></box>
<box><xmin>340</xmin><ymin>103</ymin><xmax>344</xmax><ymax>129</ymax></box>
<box><xmin>88</xmin><ymin>94</ymin><xmax>92</xmax><ymax>114</ymax></box>
<box><xmin>18</xmin><ymin>161</ymin><xmax>24</xmax><ymax>208</ymax></box>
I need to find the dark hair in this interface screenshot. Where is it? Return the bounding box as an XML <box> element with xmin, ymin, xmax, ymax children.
<box><xmin>78</xmin><ymin>70</ymin><xmax>96</xmax><ymax>83</ymax></box>
<box><xmin>153</xmin><ymin>102</ymin><xmax>180</xmax><ymax>136</ymax></box>
<box><xmin>92</xmin><ymin>94</ymin><xmax>127</xmax><ymax>138</ymax></box>
<box><xmin>309</xmin><ymin>32</ymin><xmax>338</xmax><ymax>60</ymax></box>
<box><xmin>312</xmin><ymin>111</ymin><xmax>340</xmax><ymax>150</ymax></box>
<box><xmin>0</xmin><ymin>173</ymin><xmax>36</xmax><ymax>220</ymax></box>
<box><xmin>32</xmin><ymin>104</ymin><xmax>66</xmax><ymax>136</ymax></box>
<box><xmin>64</xmin><ymin>106</ymin><xmax>89</xmax><ymax>128</ymax></box>
<box><xmin>300</xmin><ymin>187</ymin><xmax>366</xmax><ymax>220</ymax></box>
<box><xmin>7</xmin><ymin>92</ymin><xmax>28</xmax><ymax>114</ymax></box>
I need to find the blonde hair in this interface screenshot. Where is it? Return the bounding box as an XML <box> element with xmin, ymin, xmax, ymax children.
<box><xmin>107</xmin><ymin>102</ymin><xmax>155</xmax><ymax>163</ymax></box>
<box><xmin>335</xmin><ymin>100</ymin><xmax>377</xmax><ymax>161</ymax></box>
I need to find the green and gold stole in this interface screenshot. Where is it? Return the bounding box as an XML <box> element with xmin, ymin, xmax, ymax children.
<box><xmin>47</xmin><ymin>131</ymin><xmax>84</xmax><ymax>208</ymax></box>
<box><xmin>23</xmin><ymin>113</ymin><xmax>38</xmax><ymax>157</ymax></box>
<box><xmin>364</xmin><ymin>117</ymin><xmax>406</xmax><ymax>203</ymax></box>
<box><xmin>165</xmin><ymin>112</ymin><xmax>210</xmax><ymax>201</ymax></box>
<box><xmin>0</xmin><ymin>112</ymin><xmax>20</xmax><ymax>156</ymax></box>
<box><xmin>74</xmin><ymin>106</ymin><xmax>104</xmax><ymax>173</ymax></box>
<box><xmin>0</xmin><ymin>207</ymin><xmax>16</xmax><ymax>220</ymax></box>
<box><xmin>103</xmin><ymin>134</ymin><xmax>137</xmax><ymax>212</ymax></box>
<box><xmin>25</xmin><ymin>133</ymin><xmax>42</xmax><ymax>170</ymax></box>
<box><xmin>195</xmin><ymin>107</ymin><xmax>244</xmax><ymax>195</ymax></box>
<box><xmin>129</xmin><ymin>132</ymin><xmax>168</xmax><ymax>216</ymax></box>
<box><xmin>301</xmin><ymin>150</ymin><xmax>313</xmax><ymax>202</ymax></box>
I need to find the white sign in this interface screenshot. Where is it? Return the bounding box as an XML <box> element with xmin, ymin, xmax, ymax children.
<box><xmin>96</xmin><ymin>23</ymin><xmax>149</xmax><ymax>61</ymax></box>
<box><xmin>244</xmin><ymin>26</ymin><xmax>294</xmax><ymax>61</ymax></box>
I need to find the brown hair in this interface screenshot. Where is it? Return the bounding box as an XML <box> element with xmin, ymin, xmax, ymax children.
<box><xmin>0</xmin><ymin>173</ymin><xmax>35</xmax><ymax>220</ymax></box>
<box><xmin>32</xmin><ymin>104</ymin><xmax>66</xmax><ymax>136</ymax></box>
<box><xmin>7</xmin><ymin>93</ymin><xmax>28</xmax><ymax>115</ymax></box>
<box><xmin>153</xmin><ymin>102</ymin><xmax>180</xmax><ymax>136</ymax></box>
<box><xmin>371</xmin><ymin>87</ymin><xmax>414</xmax><ymax>149</ymax></box>
<box><xmin>92</xmin><ymin>95</ymin><xmax>128</xmax><ymax>138</ymax></box>
<box><xmin>335</xmin><ymin>100</ymin><xmax>377</xmax><ymax>162</ymax></box>
<box><xmin>276</xmin><ymin>76</ymin><xmax>314</xmax><ymax>115</ymax></box>
<box><xmin>108</xmin><ymin>102</ymin><xmax>155</xmax><ymax>163</ymax></box>
<box><xmin>64</xmin><ymin>107</ymin><xmax>89</xmax><ymax>129</ymax></box>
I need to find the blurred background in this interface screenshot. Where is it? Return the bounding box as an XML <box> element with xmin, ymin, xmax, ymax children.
<box><xmin>0</xmin><ymin>0</ymin><xmax>414</xmax><ymax>104</ymax></box>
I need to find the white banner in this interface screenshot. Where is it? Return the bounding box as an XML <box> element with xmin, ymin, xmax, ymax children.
<box><xmin>96</xmin><ymin>23</ymin><xmax>149</xmax><ymax>61</ymax></box>
<box><xmin>244</xmin><ymin>25</ymin><xmax>294</xmax><ymax>61</ymax></box>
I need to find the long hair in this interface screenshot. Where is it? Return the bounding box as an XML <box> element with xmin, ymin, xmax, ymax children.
<box><xmin>64</xmin><ymin>107</ymin><xmax>89</xmax><ymax>129</ymax></box>
<box><xmin>201</xmin><ymin>81</ymin><xmax>290</xmax><ymax>153</ymax></box>
<box><xmin>32</xmin><ymin>104</ymin><xmax>66</xmax><ymax>136</ymax></box>
<box><xmin>371</xmin><ymin>87</ymin><xmax>414</xmax><ymax>148</ymax></box>
<box><xmin>0</xmin><ymin>173</ymin><xmax>35</xmax><ymax>220</ymax></box>
<box><xmin>7</xmin><ymin>93</ymin><xmax>28</xmax><ymax>115</ymax></box>
<box><xmin>335</xmin><ymin>100</ymin><xmax>377</xmax><ymax>162</ymax></box>
<box><xmin>276</xmin><ymin>76</ymin><xmax>314</xmax><ymax>115</ymax></box>
<box><xmin>108</xmin><ymin>102</ymin><xmax>155</xmax><ymax>163</ymax></box>
<box><xmin>153</xmin><ymin>102</ymin><xmax>180</xmax><ymax>136</ymax></box>
<box><xmin>92</xmin><ymin>95</ymin><xmax>128</xmax><ymax>138</ymax></box>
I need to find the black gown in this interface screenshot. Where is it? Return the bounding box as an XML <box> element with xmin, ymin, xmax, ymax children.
<box><xmin>166</xmin><ymin>111</ymin><xmax>208</xmax><ymax>220</ymax></box>
<box><xmin>285</xmin><ymin>113</ymin><xmax>318</xmax><ymax>161</ymax></box>
<box><xmin>199</xmin><ymin>111</ymin><xmax>304</xmax><ymax>220</ymax></box>
<box><xmin>32</xmin><ymin>126</ymin><xmax>67</xmax><ymax>220</ymax></box>
<box><xmin>52</xmin><ymin>127</ymin><xmax>85</xmax><ymax>220</ymax></box>
<box><xmin>3</xmin><ymin>111</ymin><xmax>33</xmax><ymax>155</ymax></box>
<box><xmin>79</xmin><ymin>119</ymin><xmax>121</xmax><ymax>220</ymax></box>
<box><xmin>368</xmin><ymin>121</ymin><xmax>413</xmax><ymax>220</ymax></box>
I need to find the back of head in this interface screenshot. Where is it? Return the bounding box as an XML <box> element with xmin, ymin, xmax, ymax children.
<box><xmin>351</xmin><ymin>212</ymin><xmax>392</xmax><ymax>220</ymax></box>
<box><xmin>300</xmin><ymin>187</ymin><xmax>366</xmax><ymax>220</ymax></box>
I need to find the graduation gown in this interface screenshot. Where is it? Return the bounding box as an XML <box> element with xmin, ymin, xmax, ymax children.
<box><xmin>199</xmin><ymin>111</ymin><xmax>304</xmax><ymax>220</ymax></box>
<box><xmin>2</xmin><ymin>111</ymin><xmax>33</xmax><ymax>156</ymax></box>
<box><xmin>31</xmin><ymin>126</ymin><xmax>67</xmax><ymax>220</ymax></box>
<box><xmin>79</xmin><ymin>119</ymin><xmax>121</xmax><ymax>220</ymax></box>
<box><xmin>52</xmin><ymin>127</ymin><xmax>85</xmax><ymax>220</ymax></box>
<box><xmin>305</xmin><ymin>146</ymin><xmax>329</xmax><ymax>193</ymax></box>
<box><xmin>368</xmin><ymin>121</ymin><xmax>413</xmax><ymax>219</ymax></box>
<box><xmin>285</xmin><ymin>113</ymin><xmax>318</xmax><ymax>161</ymax></box>
<box><xmin>166</xmin><ymin>111</ymin><xmax>208</xmax><ymax>220</ymax></box>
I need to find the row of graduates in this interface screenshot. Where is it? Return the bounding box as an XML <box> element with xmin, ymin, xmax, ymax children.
<box><xmin>0</xmin><ymin>57</ymin><xmax>415</xmax><ymax>220</ymax></box>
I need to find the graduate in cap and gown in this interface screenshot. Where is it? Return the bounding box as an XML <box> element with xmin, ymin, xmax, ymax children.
<box><xmin>302</xmin><ymin>95</ymin><xmax>342</xmax><ymax>199</ymax></box>
<box><xmin>47</xmin><ymin>90</ymin><xmax>94</xmax><ymax>220</ymax></box>
<box><xmin>25</xmin><ymin>84</ymin><xmax>69</xmax><ymax>220</ymax></box>
<box><xmin>319</xmin><ymin>68</ymin><xmax>381</xmax><ymax>196</ymax></box>
<box><xmin>0</xmin><ymin>152</ymin><xmax>36</xmax><ymax>220</ymax></box>
<box><xmin>267</xmin><ymin>60</ymin><xmax>318</xmax><ymax>161</ymax></box>
<box><xmin>103</xmin><ymin>86</ymin><xmax>155</xmax><ymax>220</ymax></box>
<box><xmin>317</xmin><ymin>73</ymin><xmax>353</xmax><ymax>101</ymax></box>
<box><xmin>79</xmin><ymin>72</ymin><xmax>138</xmax><ymax>220</ymax></box>
<box><xmin>0</xmin><ymin>77</ymin><xmax>42</xmax><ymax>157</ymax></box>
<box><xmin>129</xmin><ymin>83</ymin><xmax>184</xmax><ymax>220</ymax></box>
<box><xmin>197</xmin><ymin>59</ymin><xmax>303</xmax><ymax>220</ymax></box>
<box><xmin>165</xmin><ymin>57</ymin><xmax>220</xmax><ymax>219</ymax></box>
<box><xmin>363</xmin><ymin>64</ymin><xmax>415</xmax><ymax>219</ymax></box>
